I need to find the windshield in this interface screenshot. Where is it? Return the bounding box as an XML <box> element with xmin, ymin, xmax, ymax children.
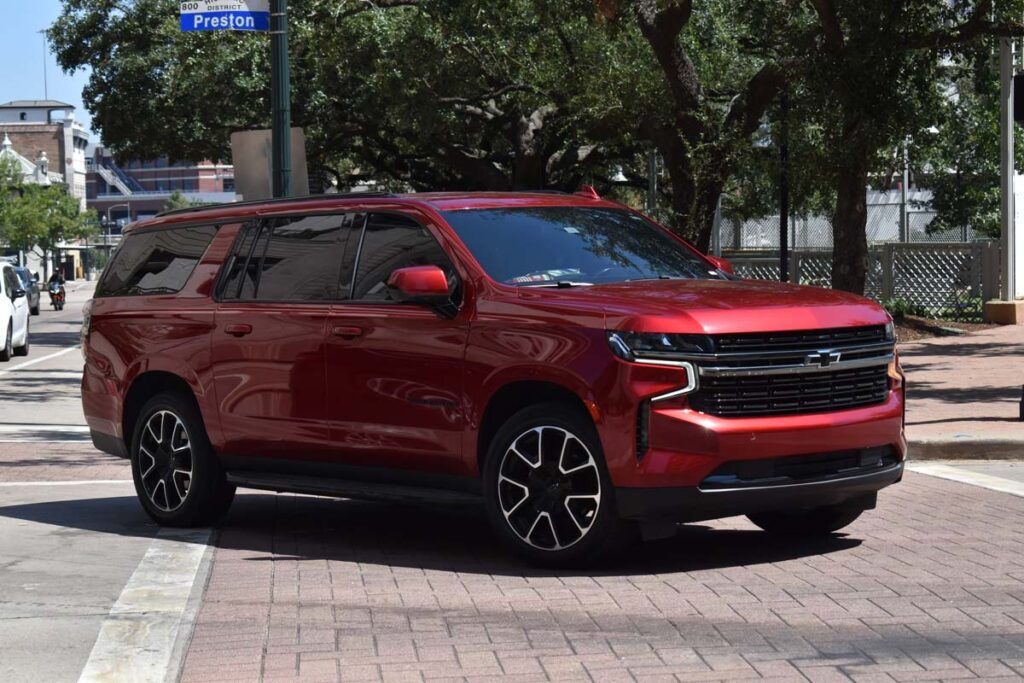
<box><xmin>441</xmin><ymin>207</ymin><xmax>724</xmax><ymax>286</ymax></box>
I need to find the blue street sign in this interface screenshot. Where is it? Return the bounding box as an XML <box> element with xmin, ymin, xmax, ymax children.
<box><xmin>180</xmin><ymin>1</ymin><xmax>270</xmax><ymax>32</ymax></box>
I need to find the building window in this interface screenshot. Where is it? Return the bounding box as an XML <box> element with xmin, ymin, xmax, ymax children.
<box><xmin>19</xmin><ymin>112</ymin><xmax>26</xmax><ymax>121</ymax></box>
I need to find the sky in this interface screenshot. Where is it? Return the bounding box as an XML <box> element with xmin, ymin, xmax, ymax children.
<box><xmin>0</xmin><ymin>0</ymin><xmax>93</xmax><ymax>132</ymax></box>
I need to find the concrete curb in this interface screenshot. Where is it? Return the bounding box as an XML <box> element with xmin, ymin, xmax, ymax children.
<box><xmin>908</xmin><ymin>438</ymin><xmax>1024</xmax><ymax>460</ymax></box>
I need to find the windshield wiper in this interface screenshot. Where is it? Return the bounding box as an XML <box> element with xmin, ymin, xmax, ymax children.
<box><xmin>521</xmin><ymin>280</ymin><xmax>594</xmax><ymax>288</ymax></box>
<box><xmin>626</xmin><ymin>274</ymin><xmax>688</xmax><ymax>282</ymax></box>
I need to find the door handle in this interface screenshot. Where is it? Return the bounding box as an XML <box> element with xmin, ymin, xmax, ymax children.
<box><xmin>225</xmin><ymin>323</ymin><xmax>253</xmax><ymax>337</ymax></box>
<box><xmin>331</xmin><ymin>325</ymin><xmax>364</xmax><ymax>339</ymax></box>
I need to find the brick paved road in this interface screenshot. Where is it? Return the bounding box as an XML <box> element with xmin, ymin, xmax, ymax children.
<box><xmin>181</xmin><ymin>473</ymin><xmax>1024</xmax><ymax>683</ymax></box>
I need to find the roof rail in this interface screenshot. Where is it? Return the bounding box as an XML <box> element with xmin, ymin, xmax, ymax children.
<box><xmin>154</xmin><ymin>192</ymin><xmax>398</xmax><ymax>218</ymax></box>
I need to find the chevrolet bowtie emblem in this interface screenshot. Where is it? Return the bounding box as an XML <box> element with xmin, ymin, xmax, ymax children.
<box><xmin>805</xmin><ymin>350</ymin><xmax>842</xmax><ymax>368</ymax></box>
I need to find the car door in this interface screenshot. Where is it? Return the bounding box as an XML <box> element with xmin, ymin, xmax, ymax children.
<box><xmin>211</xmin><ymin>214</ymin><xmax>357</xmax><ymax>461</ymax></box>
<box><xmin>0</xmin><ymin>267</ymin><xmax>14</xmax><ymax>343</ymax></box>
<box><xmin>3</xmin><ymin>267</ymin><xmax>28</xmax><ymax>343</ymax></box>
<box><xmin>325</xmin><ymin>212</ymin><xmax>470</xmax><ymax>476</ymax></box>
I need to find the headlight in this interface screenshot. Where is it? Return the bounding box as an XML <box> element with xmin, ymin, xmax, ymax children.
<box><xmin>884</xmin><ymin>320</ymin><xmax>895</xmax><ymax>342</ymax></box>
<box><xmin>606</xmin><ymin>331</ymin><xmax>711</xmax><ymax>361</ymax></box>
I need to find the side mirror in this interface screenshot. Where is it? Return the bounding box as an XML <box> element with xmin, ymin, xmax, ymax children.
<box><xmin>706</xmin><ymin>255</ymin><xmax>735</xmax><ymax>275</ymax></box>
<box><xmin>12</xmin><ymin>288</ymin><xmax>26</xmax><ymax>300</ymax></box>
<box><xmin>387</xmin><ymin>265</ymin><xmax>451</xmax><ymax>302</ymax></box>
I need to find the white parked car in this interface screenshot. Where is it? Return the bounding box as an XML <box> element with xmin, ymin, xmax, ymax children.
<box><xmin>0</xmin><ymin>262</ymin><xmax>30</xmax><ymax>361</ymax></box>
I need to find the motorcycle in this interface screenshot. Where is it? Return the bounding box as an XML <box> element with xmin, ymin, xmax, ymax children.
<box><xmin>48</xmin><ymin>282</ymin><xmax>66</xmax><ymax>311</ymax></box>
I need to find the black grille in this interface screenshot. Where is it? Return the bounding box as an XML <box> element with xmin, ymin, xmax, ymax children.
<box><xmin>711</xmin><ymin>326</ymin><xmax>887</xmax><ymax>354</ymax></box>
<box><xmin>701</xmin><ymin>446</ymin><xmax>899</xmax><ymax>489</ymax></box>
<box><xmin>690</xmin><ymin>365</ymin><xmax>889</xmax><ymax>417</ymax></box>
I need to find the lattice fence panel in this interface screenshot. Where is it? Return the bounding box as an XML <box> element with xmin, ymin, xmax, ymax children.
<box><xmin>733</xmin><ymin>260</ymin><xmax>781</xmax><ymax>282</ymax></box>
<box><xmin>891</xmin><ymin>246</ymin><xmax>982</xmax><ymax>321</ymax></box>
<box><xmin>864</xmin><ymin>255</ymin><xmax>885</xmax><ymax>301</ymax></box>
<box><xmin>796</xmin><ymin>254</ymin><xmax>832</xmax><ymax>289</ymax></box>
<box><xmin>725</xmin><ymin>243</ymin><xmax>992</xmax><ymax>321</ymax></box>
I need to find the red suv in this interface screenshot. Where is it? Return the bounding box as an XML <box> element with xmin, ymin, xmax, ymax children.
<box><xmin>82</xmin><ymin>192</ymin><xmax>905</xmax><ymax>565</ymax></box>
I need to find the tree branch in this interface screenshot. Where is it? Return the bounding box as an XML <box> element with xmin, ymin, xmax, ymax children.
<box><xmin>807</xmin><ymin>0</ymin><xmax>845</xmax><ymax>53</ymax></box>
<box><xmin>633</xmin><ymin>0</ymin><xmax>703</xmax><ymax>136</ymax></box>
<box><xmin>904</xmin><ymin>3</ymin><xmax>1024</xmax><ymax>51</ymax></box>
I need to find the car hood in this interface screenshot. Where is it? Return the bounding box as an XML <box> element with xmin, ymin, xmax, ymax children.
<box><xmin>518</xmin><ymin>278</ymin><xmax>889</xmax><ymax>335</ymax></box>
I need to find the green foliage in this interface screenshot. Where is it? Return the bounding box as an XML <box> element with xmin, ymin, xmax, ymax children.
<box><xmin>163</xmin><ymin>190</ymin><xmax>209</xmax><ymax>212</ymax></box>
<box><xmin>882</xmin><ymin>298</ymin><xmax>926</xmax><ymax>320</ymax></box>
<box><xmin>0</xmin><ymin>183</ymin><xmax>98</xmax><ymax>255</ymax></box>
<box><xmin>50</xmin><ymin>0</ymin><xmax>642</xmax><ymax>191</ymax></box>
<box><xmin>48</xmin><ymin>0</ymin><xmax>1024</xmax><ymax>288</ymax></box>
<box><xmin>913</xmin><ymin>47</ymin><xmax>1024</xmax><ymax>239</ymax></box>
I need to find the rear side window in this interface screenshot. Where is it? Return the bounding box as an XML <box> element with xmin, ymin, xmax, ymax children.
<box><xmin>2</xmin><ymin>267</ymin><xmax>17</xmax><ymax>297</ymax></box>
<box><xmin>220</xmin><ymin>213</ymin><xmax>363</xmax><ymax>302</ymax></box>
<box><xmin>351</xmin><ymin>213</ymin><xmax>456</xmax><ymax>301</ymax></box>
<box><xmin>98</xmin><ymin>225</ymin><xmax>218</xmax><ymax>297</ymax></box>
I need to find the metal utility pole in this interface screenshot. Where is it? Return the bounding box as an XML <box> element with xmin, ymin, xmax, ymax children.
<box><xmin>779</xmin><ymin>92</ymin><xmax>790</xmax><ymax>283</ymax></box>
<box><xmin>646</xmin><ymin>151</ymin><xmax>658</xmax><ymax>216</ymax></box>
<box><xmin>899</xmin><ymin>138</ymin><xmax>910</xmax><ymax>243</ymax></box>
<box><xmin>1000</xmin><ymin>38</ymin><xmax>1018</xmax><ymax>301</ymax></box>
<box><xmin>270</xmin><ymin>0</ymin><xmax>292</xmax><ymax>198</ymax></box>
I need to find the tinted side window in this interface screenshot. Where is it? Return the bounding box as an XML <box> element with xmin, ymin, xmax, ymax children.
<box><xmin>221</xmin><ymin>214</ymin><xmax>362</xmax><ymax>302</ymax></box>
<box><xmin>98</xmin><ymin>225</ymin><xmax>218</xmax><ymax>297</ymax></box>
<box><xmin>3</xmin><ymin>268</ymin><xmax>17</xmax><ymax>297</ymax></box>
<box><xmin>352</xmin><ymin>214</ymin><xmax>456</xmax><ymax>301</ymax></box>
<box><xmin>219</xmin><ymin>221</ymin><xmax>266</xmax><ymax>300</ymax></box>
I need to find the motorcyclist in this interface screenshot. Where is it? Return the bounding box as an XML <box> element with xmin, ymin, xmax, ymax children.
<box><xmin>48</xmin><ymin>271</ymin><xmax>65</xmax><ymax>288</ymax></box>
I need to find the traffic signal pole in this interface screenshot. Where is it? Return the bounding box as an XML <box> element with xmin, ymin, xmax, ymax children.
<box><xmin>270</xmin><ymin>0</ymin><xmax>291</xmax><ymax>198</ymax></box>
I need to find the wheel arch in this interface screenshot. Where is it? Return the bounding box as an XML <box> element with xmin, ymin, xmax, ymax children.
<box><xmin>122</xmin><ymin>371</ymin><xmax>206</xmax><ymax>450</ymax></box>
<box><xmin>476</xmin><ymin>379</ymin><xmax>595</xmax><ymax>475</ymax></box>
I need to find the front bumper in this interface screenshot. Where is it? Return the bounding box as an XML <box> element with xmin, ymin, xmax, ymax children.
<box><xmin>616</xmin><ymin>459</ymin><xmax>903</xmax><ymax>523</ymax></box>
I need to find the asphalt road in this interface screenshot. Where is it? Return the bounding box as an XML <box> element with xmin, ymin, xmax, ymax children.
<box><xmin>0</xmin><ymin>281</ymin><xmax>94</xmax><ymax>435</ymax></box>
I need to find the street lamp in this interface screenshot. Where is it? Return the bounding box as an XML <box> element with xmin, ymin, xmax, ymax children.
<box><xmin>105</xmin><ymin>202</ymin><xmax>131</xmax><ymax>246</ymax></box>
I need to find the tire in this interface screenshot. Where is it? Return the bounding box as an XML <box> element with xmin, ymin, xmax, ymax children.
<box><xmin>747</xmin><ymin>504</ymin><xmax>865</xmax><ymax>536</ymax></box>
<box><xmin>13</xmin><ymin>318</ymin><xmax>28</xmax><ymax>356</ymax></box>
<box><xmin>482</xmin><ymin>402</ymin><xmax>633</xmax><ymax>567</ymax></box>
<box><xmin>30</xmin><ymin>304</ymin><xmax>39</xmax><ymax>316</ymax></box>
<box><xmin>0</xmin><ymin>323</ymin><xmax>11</xmax><ymax>362</ymax></box>
<box><xmin>130</xmin><ymin>392</ymin><xmax>235</xmax><ymax>527</ymax></box>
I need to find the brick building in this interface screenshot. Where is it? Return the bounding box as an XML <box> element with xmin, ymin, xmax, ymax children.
<box><xmin>0</xmin><ymin>100</ymin><xmax>89</xmax><ymax>209</ymax></box>
<box><xmin>87</xmin><ymin>147</ymin><xmax>236</xmax><ymax>229</ymax></box>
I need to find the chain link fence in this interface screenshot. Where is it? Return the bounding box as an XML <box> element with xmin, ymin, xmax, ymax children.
<box><xmin>719</xmin><ymin>190</ymin><xmax>976</xmax><ymax>251</ymax></box>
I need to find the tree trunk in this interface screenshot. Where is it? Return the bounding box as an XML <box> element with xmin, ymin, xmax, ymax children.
<box><xmin>831</xmin><ymin>159</ymin><xmax>869</xmax><ymax>294</ymax></box>
<box><xmin>690</xmin><ymin>174</ymin><xmax>724</xmax><ymax>253</ymax></box>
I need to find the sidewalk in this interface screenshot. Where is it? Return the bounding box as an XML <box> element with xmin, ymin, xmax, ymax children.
<box><xmin>900</xmin><ymin>324</ymin><xmax>1024</xmax><ymax>459</ymax></box>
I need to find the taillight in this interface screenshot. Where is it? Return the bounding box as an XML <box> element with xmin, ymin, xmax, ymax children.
<box><xmin>81</xmin><ymin>299</ymin><xmax>93</xmax><ymax>360</ymax></box>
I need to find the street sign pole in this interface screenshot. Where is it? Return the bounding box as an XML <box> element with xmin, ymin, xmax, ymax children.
<box><xmin>1000</xmin><ymin>38</ymin><xmax>1016</xmax><ymax>300</ymax></box>
<box><xmin>779</xmin><ymin>91</ymin><xmax>790</xmax><ymax>283</ymax></box>
<box><xmin>270</xmin><ymin>0</ymin><xmax>291</xmax><ymax>198</ymax></box>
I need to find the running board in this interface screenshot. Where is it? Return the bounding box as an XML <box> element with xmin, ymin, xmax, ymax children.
<box><xmin>225</xmin><ymin>471</ymin><xmax>482</xmax><ymax>506</ymax></box>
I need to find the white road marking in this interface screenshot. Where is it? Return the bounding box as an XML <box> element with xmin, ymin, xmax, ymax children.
<box><xmin>908</xmin><ymin>463</ymin><xmax>1024</xmax><ymax>499</ymax></box>
<box><xmin>0</xmin><ymin>345</ymin><xmax>81</xmax><ymax>377</ymax></box>
<box><xmin>0</xmin><ymin>480</ymin><xmax>132</xmax><ymax>487</ymax></box>
<box><xmin>78</xmin><ymin>528</ymin><xmax>212</xmax><ymax>683</ymax></box>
